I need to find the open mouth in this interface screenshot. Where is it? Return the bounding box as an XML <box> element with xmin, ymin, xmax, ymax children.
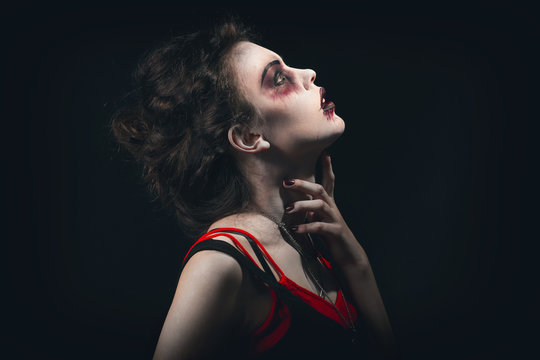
<box><xmin>320</xmin><ymin>87</ymin><xmax>336</xmax><ymax>114</ymax></box>
<box><xmin>320</xmin><ymin>87</ymin><xmax>336</xmax><ymax>120</ymax></box>
<box><xmin>320</xmin><ymin>87</ymin><xmax>336</xmax><ymax>112</ymax></box>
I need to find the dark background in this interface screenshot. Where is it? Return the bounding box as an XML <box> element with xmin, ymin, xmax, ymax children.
<box><xmin>4</xmin><ymin>1</ymin><xmax>538</xmax><ymax>359</ymax></box>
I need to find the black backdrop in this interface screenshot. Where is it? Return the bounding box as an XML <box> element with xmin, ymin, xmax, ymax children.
<box><xmin>4</xmin><ymin>2</ymin><xmax>538</xmax><ymax>359</ymax></box>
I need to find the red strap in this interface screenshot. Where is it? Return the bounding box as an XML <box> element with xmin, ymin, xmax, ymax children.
<box><xmin>318</xmin><ymin>254</ymin><xmax>333</xmax><ymax>269</ymax></box>
<box><xmin>182</xmin><ymin>230</ymin><xmax>257</xmax><ymax>266</ymax></box>
<box><xmin>280</xmin><ymin>277</ymin><xmax>357</xmax><ymax>328</ymax></box>
<box><xmin>182</xmin><ymin>227</ymin><xmax>356</xmax><ymax>339</ymax></box>
<box><xmin>203</xmin><ymin>227</ymin><xmax>286</xmax><ymax>279</ymax></box>
<box><xmin>182</xmin><ymin>228</ymin><xmax>291</xmax><ymax>353</ymax></box>
<box><xmin>250</xmin><ymin>288</ymin><xmax>291</xmax><ymax>354</ymax></box>
<box><xmin>252</xmin><ymin>289</ymin><xmax>278</xmax><ymax>338</ymax></box>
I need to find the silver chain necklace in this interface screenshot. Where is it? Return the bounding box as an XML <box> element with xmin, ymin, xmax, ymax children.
<box><xmin>255</xmin><ymin>211</ymin><xmax>357</xmax><ymax>334</ymax></box>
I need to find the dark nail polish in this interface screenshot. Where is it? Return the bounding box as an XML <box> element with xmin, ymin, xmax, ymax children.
<box><xmin>284</xmin><ymin>179</ymin><xmax>295</xmax><ymax>186</ymax></box>
<box><xmin>285</xmin><ymin>204</ymin><xmax>294</xmax><ymax>212</ymax></box>
<box><xmin>291</xmin><ymin>226</ymin><xmax>298</xmax><ymax>232</ymax></box>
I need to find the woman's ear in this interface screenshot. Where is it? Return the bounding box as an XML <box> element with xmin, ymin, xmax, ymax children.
<box><xmin>228</xmin><ymin>124</ymin><xmax>270</xmax><ymax>153</ymax></box>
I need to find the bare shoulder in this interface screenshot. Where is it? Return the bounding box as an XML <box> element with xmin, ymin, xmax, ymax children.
<box><xmin>153</xmin><ymin>215</ymin><xmax>281</xmax><ymax>359</ymax></box>
<box><xmin>204</xmin><ymin>213</ymin><xmax>284</xmax><ymax>280</ymax></box>
<box><xmin>153</xmin><ymin>246</ymin><xmax>246</xmax><ymax>359</ymax></box>
<box><xmin>180</xmin><ymin>248</ymin><xmax>243</xmax><ymax>287</ymax></box>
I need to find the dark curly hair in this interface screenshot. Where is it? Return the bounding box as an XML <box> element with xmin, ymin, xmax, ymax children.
<box><xmin>111</xmin><ymin>20</ymin><xmax>258</xmax><ymax>239</ymax></box>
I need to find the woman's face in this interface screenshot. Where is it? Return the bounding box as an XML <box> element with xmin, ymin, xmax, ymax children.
<box><xmin>231</xmin><ymin>41</ymin><xmax>345</xmax><ymax>156</ymax></box>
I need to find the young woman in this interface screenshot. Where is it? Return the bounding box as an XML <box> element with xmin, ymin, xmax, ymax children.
<box><xmin>112</xmin><ymin>20</ymin><xmax>395</xmax><ymax>359</ymax></box>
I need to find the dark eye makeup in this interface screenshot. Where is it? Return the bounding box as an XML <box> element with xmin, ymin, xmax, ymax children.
<box><xmin>273</xmin><ymin>70</ymin><xmax>287</xmax><ymax>86</ymax></box>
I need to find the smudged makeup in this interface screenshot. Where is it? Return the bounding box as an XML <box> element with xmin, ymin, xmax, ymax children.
<box><xmin>320</xmin><ymin>87</ymin><xmax>336</xmax><ymax>120</ymax></box>
<box><xmin>259</xmin><ymin>57</ymin><xmax>336</xmax><ymax>120</ymax></box>
<box><xmin>260</xmin><ymin>59</ymin><xmax>300</xmax><ymax>98</ymax></box>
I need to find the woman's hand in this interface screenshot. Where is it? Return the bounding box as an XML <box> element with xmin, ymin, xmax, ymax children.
<box><xmin>284</xmin><ymin>153</ymin><xmax>397</xmax><ymax>355</ymax></box>
<box><xmin>282</xmin><ymin>153</ymin><xmax>368</xmax><ymax>270</ymax></box>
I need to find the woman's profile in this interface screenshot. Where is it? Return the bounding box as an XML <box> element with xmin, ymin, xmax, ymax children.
<box><xmin>112</xmin><ymin>18</ymin><xmax>396</xmax><ymax>359</ymax></box>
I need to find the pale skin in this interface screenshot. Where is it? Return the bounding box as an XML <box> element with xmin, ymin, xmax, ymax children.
<box><xmin>153</xmin><ymin>41</ymin><xmax>395</xmax><ymax>359</ymax></box>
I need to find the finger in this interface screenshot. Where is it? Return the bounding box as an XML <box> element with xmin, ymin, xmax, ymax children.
<box><xmin>321</xmin><ymin>153</ymin><xmax>335</xmax><ymax>198</ymax></box>
<box><xmin>282</xmin><ymin>178</ymin><xmax>333</xmax><ymax>204</ymax></box>
<box><xmin>306</xmin><ymin>211</ymin><xmax>317</xmax><ymax>223</ymax></box>
<box><xmin>294</xmin><ymin>221</ymin><xmax>340</xmax><ymax>238</ymax></box>
<box><xmin>286</xmin><ymin>199</ymin><xmax>336</xmax><ymax>221</ymax></box>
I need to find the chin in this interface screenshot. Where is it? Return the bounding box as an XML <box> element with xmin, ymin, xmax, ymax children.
<box><xmin>319</xmin><ymin>126</ymin><xmax>345</xmax><ymax>150</ymax></box>
<box><xmin>330</xmin><ymin>114</ymin><xmax>345</xmax><ymax>135</ymax></box>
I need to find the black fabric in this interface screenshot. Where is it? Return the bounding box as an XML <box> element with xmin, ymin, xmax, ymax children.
<box><xmin>181</xmin><ymin>231</ymin><xmax>377</xmax><ymax>359</ymax></box>
<box><xmin>207</xmin><ymin>228</ymin><xmax>275</xmax><ymax>277</ymax></box>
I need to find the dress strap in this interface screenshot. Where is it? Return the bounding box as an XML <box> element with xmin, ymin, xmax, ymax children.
<box><xmin>180</xmin><ymin>239</ymin><xmax>301</xmax><ymax>306</ymax></box>
<box><xmin>181</xmin><ymin>239</ymin><xmax>277</xmax><ymax>285</ymax></box>
<box><xmin>205</xmin><ymin>227</ymin><xmax>286</xmax><ymax>279</ymax></box>
<box><xmin>183</xmin><ymin>230</ymin><xmax>255</xmax><ymax>265</ymax></box>
<box><xmin>207</xmin><ymin>228</ymin><xmax>274</xmax><ymax>276</ymax></box>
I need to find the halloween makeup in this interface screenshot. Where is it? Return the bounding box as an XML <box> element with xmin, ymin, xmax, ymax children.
<box><xmin>260</xmin><ymin>61</ymin><xmax>301</xmax><ymax>98</ymax></box>
<box><xmin>231</xmin><ymin>41</ymin><xmax>345</xmax><ymax>155</ymax></box>
<box><xmin>260</xmin><ymin>59</ymin><xmax>280</xmax><ymax>88</ymax></box>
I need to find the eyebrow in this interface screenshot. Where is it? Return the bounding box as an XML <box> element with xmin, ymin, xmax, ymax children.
<box><xmin>260</xmin><ymin>59</ymin><xmax>281</xmax><ymax>88</ymax></box>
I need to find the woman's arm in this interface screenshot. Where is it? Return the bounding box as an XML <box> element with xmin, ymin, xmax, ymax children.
<box><xmin>153</xmin><ymin>250</ymin><xmax>245</xmax><ymax>360</ymax></box>
<box><xmin>283</xmin><ymin>154</ymin><xmax>396</xmax><ymax>356</ymax></box>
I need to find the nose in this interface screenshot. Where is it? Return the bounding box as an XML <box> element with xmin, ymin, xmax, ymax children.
<box><xmin>301</xmin><ymin>68</ymin><xmax>316</xmax><ymax>90</ymax></box>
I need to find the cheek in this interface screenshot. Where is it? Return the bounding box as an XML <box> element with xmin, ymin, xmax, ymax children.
<box><xmin>269</xmin><ymin>83</ymin><xmax>301</xmax><ymax>100</ymax></box>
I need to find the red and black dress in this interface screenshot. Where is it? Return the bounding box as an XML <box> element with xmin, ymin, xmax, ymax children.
<box><xmin>180</xmin><ymin>227</ymin><xmax>375</xmax><ymax>359</ymax></box>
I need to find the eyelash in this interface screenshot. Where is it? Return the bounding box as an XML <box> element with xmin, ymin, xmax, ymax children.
<box><xmin>273</xmin><ymin>71</ymin><xmax>287</xmax><ymax>86</ymax></box>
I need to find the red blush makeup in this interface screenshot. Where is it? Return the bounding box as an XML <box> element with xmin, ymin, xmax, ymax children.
<box><xmin>261</xmin><ymin>66</ymin><xmax>300</xmax><ymax>99</ymax></box>
<box><xmin>271</xmin><ymin>82</ymin><xmax>299</xmax><ymax>99</ymax></box>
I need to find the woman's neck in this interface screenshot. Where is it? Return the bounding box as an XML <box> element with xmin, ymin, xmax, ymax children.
<box><xmin>242</xmin><ymin>150</ymin><xmax>321</xmax><ymax>226</ymax></box>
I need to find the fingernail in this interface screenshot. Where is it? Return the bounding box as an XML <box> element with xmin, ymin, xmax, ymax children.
<box><xmin>283</xmin><ymin>179</ymin><xmax>295</xmax><ymax>186</ymax></box>
<box><xmin>285</xmin><ymin>204</ymin><xmax>294</xmax><ymax>212</ymax></box>
<box><xmin>291</xmin><ymin>226</ymin><xmax>298</xmax><ymax>232</ymax></box>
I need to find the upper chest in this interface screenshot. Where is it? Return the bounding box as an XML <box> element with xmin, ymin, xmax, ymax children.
<box><xmin>211</xmin><ymin>229</ymin><xmax>338</xmax><ymax>302</ymax></box>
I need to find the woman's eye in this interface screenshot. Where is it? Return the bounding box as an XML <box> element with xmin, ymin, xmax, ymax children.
<box><xmin>273</xmin><ymin>71</ymin><xmax>286</xmax><ymax>86</ymax></box>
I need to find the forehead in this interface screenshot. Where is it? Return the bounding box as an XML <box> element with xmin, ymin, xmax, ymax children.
<box><xmin>232</xmin><ymin>41</ymin><xmax>281</xmax><ymax>87</ymax></box>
